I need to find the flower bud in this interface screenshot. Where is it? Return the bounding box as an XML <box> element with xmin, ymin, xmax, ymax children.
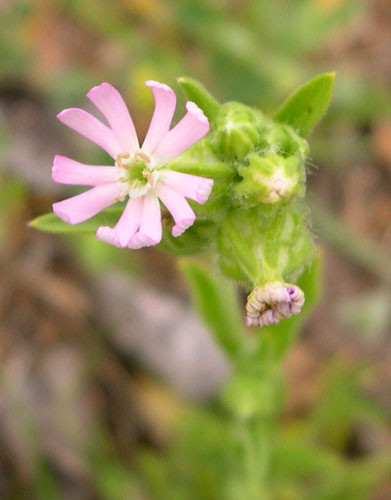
<box><xmin>234</xmin><ymin>152</ymin><xmax>305</xmax><ymax>205</ymax></box>
<box><xmin>210</xmin><ymin>102</ymin><xmax>266</xmax><ymax>161</ymax></box>
<box><xmin>245</xmin><ymin>281</ymin><xmax>305</xmax><ymax>327</ymax></box>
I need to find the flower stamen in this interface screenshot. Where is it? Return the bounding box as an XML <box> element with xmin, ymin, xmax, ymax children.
<box><xmin>115</xmin><ymin>152</ymin><xmax>131</xmax><ymax>169</ymax></box>
<box><xmin>134</xmin><ymin>150</ymin><xmax>151</xmax><ymax>164</ymax></box>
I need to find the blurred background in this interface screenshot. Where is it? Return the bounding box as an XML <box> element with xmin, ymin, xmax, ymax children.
<box><xmin>0</xmin><ymin>0</ymin><xmax>390</xmax><ymax>499</ymax></box>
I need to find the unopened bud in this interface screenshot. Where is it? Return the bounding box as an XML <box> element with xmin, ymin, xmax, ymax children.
<box><xmin>246</xmin><ymin>281</ymin><xmax>305</xmax><ymax>327</ymax></box>
<box><xmin>211</xmin><ymin>102</ymin><xmax>265</xmax><ymax>161</ymax></box>
<box><xmin>234</xmin><ymin>152</ymin><xmax>304</xmax><ymax>205</ymax></box>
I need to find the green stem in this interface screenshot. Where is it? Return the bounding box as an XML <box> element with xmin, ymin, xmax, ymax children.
<box><xmin>236</xmin><ymin>419</ymin><xmax>271</xmax><ymax>500</ymax></box>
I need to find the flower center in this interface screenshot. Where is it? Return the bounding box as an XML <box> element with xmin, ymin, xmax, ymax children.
<box><xmin>115</xmin><ymin>151</ymin><xmax>158</xmax><ymax>198</ymax></box>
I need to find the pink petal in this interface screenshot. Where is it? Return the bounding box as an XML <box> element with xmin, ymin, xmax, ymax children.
<box><xmin>155</xmin><ymin>184</ymin><xmax>195</xmax><ymax>237</ymax></box>
<box><xmin>141</xmin><ymin>81</ymin><xmax>176</xmax><ymax>156</ymax></box>
<box><xmin>128</xmin><ymin>192</ymin><xmax>162</xmax><ymax>249</ymax></box>
<box><xmin>53</xmin><ymin>183</ymin><xmax>125</xmax><ymax>225</ymax></box>
<box><xmin>96</xmin><ymin>196</ymin><xmax>143</xmax><ymax>248</ymax></box>
<box><xmin>153</xmin><ymin>101</ymin><xmax>210</xmax><ymax>165</ymax></box>
<box><xmin>52</xmin><ymin>155</ymin><xmax>124</xmax><ymax>186</ymax></box>
<box><xmin>57</xmin><ymin>108</ymin><xmax>122</xmax><ymax>158</ymax></box>
<box><xmin>159</xmin><ymin>170</ymin><xmax>213</xmax><ymax>204</ymax></box>
<box><xmin>87</xmin><ymin>82</ymin><xmax>139</xmax><ymax>153</ymax></box>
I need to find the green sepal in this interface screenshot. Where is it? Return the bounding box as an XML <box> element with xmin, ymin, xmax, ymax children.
<box><xmin>168</xmin><ymin>158</ymin><xmax>235</xmax><ymax>187</ymax></box>
<box><xmin>217</xmin><ymin>207</ymin><xmax>268</xmax><ymax>287</ymax></box>
<box><xmin>216</xmin><ymin>203</ymin><xmax>313</xmax><ymax>288</ymax></box>
<box><xmin>177</xmin><ymin>76</ymin><xmax>220</xmax><ymax>123</ymax></box>
<box><xmin>167</xmin><ymin>142</ymin><xmax>236</xmax><ymax>184</ymax></box>
<box><xmin>166</xmin><ymin>146</ymin><xmax>237</xmax><ymax>218</ymax></box>
<box><xmin>260</xmin><ymin>203</ymin><xmax>314</xmax><ymax>281</ymax></box>
<box><xmin>274</xmin><ymin>72</ymin><xmax>335</xmax><ymax>137</ymax></box>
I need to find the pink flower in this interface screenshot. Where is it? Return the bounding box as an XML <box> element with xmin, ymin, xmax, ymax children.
<box><xmin>52</xmin><ymin>81</ymin><xmax>213</xmax><ymax>249</ymax></box>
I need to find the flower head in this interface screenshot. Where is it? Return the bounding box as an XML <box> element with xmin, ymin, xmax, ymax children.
<box><xmin>52</xmin><ymin>81</ymin><xmax>213</xmax><ymax>248</ymax></box>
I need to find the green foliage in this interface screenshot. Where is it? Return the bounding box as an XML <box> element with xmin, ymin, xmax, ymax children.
<box><xmin>137</xmin><ymin>358</ymin><xmax>389</xmax><ymax>500</ymax></box>
<box><xmin>180</xmin><ymin>259</ymin><xmax>243</xmax><ymax>359</ymax></box>
<box><xmin>92</xmin><ymin>456</ymin><xmax>138</xmax><ymax>500</ymax></box>
<box><xmin>275</xmin><ymin>73</ymin><xmax>335</xmax><ymax>137</ymax></box>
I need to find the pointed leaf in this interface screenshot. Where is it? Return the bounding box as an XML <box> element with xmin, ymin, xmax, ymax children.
<box><xmin>177</xmin><ymin>77</ymin><xmax>220</xmax><ymax>123</ymax></box>
<box><xmin>274</xmin><ymin>73</ymin><xmax>335</xmax><ymax>137</ymax></box>
<box><xmin>29</xmin><ymin>207</ymin><xmax>123</xmax><ymax>234</ymax></box>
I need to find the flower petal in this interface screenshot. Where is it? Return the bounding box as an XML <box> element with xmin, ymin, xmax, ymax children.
<box><xmin>52</xmin><ymin>155</ymin><xmax>124</xmax><ymax>186</ymax></box>
<box><xmin>159</xmin><ymin>170</ymin><xmax>213</xmax><ymax>204</ymax></box>
<box><xmin>87</xmin><ymin>82</ymin><xmax>139</xmax><ymax>153</ymax></box>
<box><xmin>128</xmin><ymin>191</ymin><xmax>162</xmax><ymax>248</ymax></box>
<box><xmin>156</xmin><ymin>183</ymin><xmax>195</xmax><ymax>237</ymax></box>
<box><xmin>141</xmin><ymin>80</ymin><xmax>176</xmax><ymax>156</ymax></box>
<box><xmin>53</xmin><ymin>183</ymin><xmax>125</xmax><ymax>225</ymax></box>
<box><xmin>57</xmin><ymin>108</ymin><xmax>122</xmax><ymax>158</ymax></box>
<box><xmin>153</xmin><ymin>101</ymin><xmax>209</xmax><ymax>165</ymax></box>
<box><xmin>96</xmin><ymin>196</ymin><xmax>143</xmax><ymax>247</ymax></box>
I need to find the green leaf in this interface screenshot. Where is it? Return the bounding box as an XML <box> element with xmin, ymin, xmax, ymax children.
<box><xmin>177</xmin><ymin>76</ymin><xmax>220</xmax><ymax>123</ymax></box>
<box><xmin>180</xmin><ymin>259</ymin><xmax>244</xmax><ymax>359</ymax></box>
<box><xmin>30</xmin><ymin>208</ymin><xmax>215</xmax><ymax>256</ymax></box>
<box><xmin>29</xmin><ymin>207</ymin><xmax>123</xmax><ymax>234</ymax></box>
<box><xmin>274</xmin><ymin>73</ymin><xmax>335</xmax><ymax>137</ymax></box>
